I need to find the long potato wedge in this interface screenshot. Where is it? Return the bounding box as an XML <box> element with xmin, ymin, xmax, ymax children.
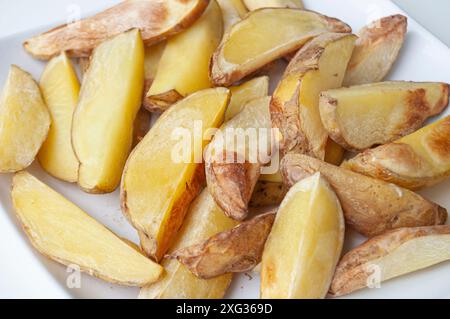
<box><xmin>343</xmin><ymin>116</ymin><xmax>450</xmax><ymax>190</ymax></box>
<box><xmin>145</xmin><ymin>1</ymin><xmax>223</xmax><ymax>112</ymax></box>
<box><xmin>24</xmin><ymin>0</ymin><xmax>210</xmax><ymax>60</ymax></box>
<box><xmin>261</xmin><ymin>173</ymin><xmax>345</xmax><ymax>299</ymax></box>
<box><xmin>243</xmin><ymin>0</ymin><xmax>304</xmax><ymax>11</ymax></box>
<box><xmin>319</xmin><ymin>81</ymin><xmax>449</xmax><ymax>151</ymax></box>
<box><xmin>170</xmin><ymin>212</ymin><xmax>276</xmax><ymax>279</ymax></box>
<box><xmin>249</xmin><ymin>181</ymin><xmax>285</xmax><ymax>207</ymax></box>
<box><xmin>122</xmin><ymin>88</ymin><xmax>230</xmax><ymax>261</ymax></box>
<box><xmin>72</xmin><ymin>29</ymin><xmax>144</xmax><ymax>194</ymax></box>
<box><xmin>271</xmin><ymin>33</ymin><xmax>356</xmax><ymax>159</ymax></box>
<box><xmin>281</xmin><ymin>154</ymin><xmax>448</xmax><ymax>237</ymax></box>
<box><xmin>38</xmin><ymin>52</ymin><xmax>80</xmax><ymax>182</ymax></box>
<box><xmin>217</xmin><ymin>0</ymin><xmax>247</xmax><ymax>31</ymax></box>
<box><xmin>139</xmin><ymin>190</ymin><xmax>238</xmax><ymax>299</ymax></box>
<box><xmin>0</xmin><ymin>65</ymin><xmax>50</xmax><ymax>173</ymax></box>
<box><xmin>330</xmin><ymin>225</ymin><xmax>450</xmax><ymax>297</ymax></box>
<box><xmin>210</xmin><ymin>8</ymin><xmax>351</xmax><ymax>86</ymax></box>
<box><xmin>11</xmin><ymin>171</ymin><xmax>163</xmax><ymax>287</ymax></box>
<box><xmin>343</xmin><ymin>15</ymin><xmax>407</xmax><ymax>86</ymax></box>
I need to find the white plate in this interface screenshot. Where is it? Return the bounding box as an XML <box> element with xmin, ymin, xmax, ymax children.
<box><xmin>1</xmin><ymin>0</ymin><xmax>450</xmax><ymax>299</ymax></box>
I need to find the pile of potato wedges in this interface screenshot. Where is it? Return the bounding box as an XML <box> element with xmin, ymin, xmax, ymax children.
<box><xmin>1</xmin><ymin>0</ymin><xmax>450</xmax><ymax>299</ymax></box>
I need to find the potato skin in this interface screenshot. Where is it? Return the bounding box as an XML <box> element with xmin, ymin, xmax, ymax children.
<box><xmin>281</xmin><ymin>154</ymin><xmax>447</xmax><ymax>237</ymax></box>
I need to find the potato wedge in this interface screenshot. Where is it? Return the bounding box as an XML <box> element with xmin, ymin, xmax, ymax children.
<box><xmin>139</xmin><ymin>190</ymin><xmax>238</xmax><ymax>299</ymax></box>
<box><xmin>343</xmin><ymin>116</ymin><xmax>450</xmax><ymax>190</ymax></box>
<box><xmin>11</xmin><ymin>171</ymin><xmax>162</xmax><ymax>287</ymax></box>
<box><xmin>281</xmin><ymin>154</ymin><xmax>448</xmax><ymax>237</ymax></box>
<box><xmin>226</xmin><ymin>76</ymin><xmax>269</xmax><ymax>121</ymax></box>
<box><xmin>330</xmin><ymin>225</ymin><xmax>450</xmax><ymax>297</ymax></box>
<box><xmin>72</xmin><ymin>29</ymin><xmax>144</xmax><ymax>194</ymax></box>
<box><xmin>243</xmin><ymin>0</ymin><xmax>304</xmax><ymax>11</ymax></box>
<box><xmin>24</xmin><ymin>0</ymin><xmax>210</xmax><ymax>60</ymax></box>
<box><xmin>0</xmin><ymin>65</ymin><xmax>50</xmax><ymax>173</ymax></box>
<box><xmin>249</xmin><ymin>182</ymin><xmax>285</xmax><ymax>207</ymax></box>
<box><xmin>38</xmin><ymin>53</ymin><xmax>80</xmax><ymax>182</ymax></box>
<box><xmin>217</xmin><ymin>0</ymin><xmax>247</xmax><ymax>31</ymax></box>
<box><xmin>122</xmin><ymin>88</ymin><xmax>230</xmax><ymax>261</ymax></box>
<box><xmin>343</xmin><ymin>15</ymin><xmax>407</xmax><ymax>86</ymax></box>
<box><xmin>261</xmin><ymin>173</ymin><xmax>345</xmax><ymax>299</ymax></box>
<box><xmin>144</xmin><ymin>1</ymin><xmax>223</xmax><ymax>112</ymax></box>
<box><xmin>319</xmin><ymin>81</ymin><xmax>450</xmax><ymax>151</ymax></box>
<box><xmin>210</xmin><ymin>8</ymin><xmax>351</xmax><ymax>86</ymax></box>
<box><xmin>206</xmin><ymin>96</ymin><xmax>272</xmax><ymax>221</ymax></box>
<box><xmin>170</xmin><ymin>211</ymin><xmax>276</xmax><ymax>279</ymax></box>
<box><xmin>271</xmin><ymin>33</ymin><xmax>356</xmax><ymax>159</ymax></box>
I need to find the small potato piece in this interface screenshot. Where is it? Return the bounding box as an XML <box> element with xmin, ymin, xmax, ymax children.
<box><xmin>72</xmin><ymin>29</ymin><xmax>144</xmax><ymax>194</ymax></box>
<box><xmin>319</xmin><ymin>81</ymin><xmax>450</xmax><ymax>151</ymax></box>
<box><xmin>282</xmin><ymin>154</ymin><xmax>448</xmax><ymax>237</ymax></box>
<box><xmin>343</xmin><ymin>116</ymin><xmax>450</xmax><ymax>190</ymax></box>
<box><xmin>271</xmin><ymin>33</ymin><xmax>356</xmax><ymax>159</ymax></box>
<box><xmin>11</xmin><ymin>171</ymin><xmax>162</xmax><ymax>287</ymax></box>
<box><xmin>0</xmin><ymin>65</ymin><xmax>50</xmax><ymax>173</ymax></box>
<box><xmin>344</xmin><ymin>15</ymin><xmax>407</xmax><ymax>86</ymax></box>
<box><xmin>145</xmin><ymin>1</ymin><xmax>223</xmax><ymax>112</ymax></box>
<box><xmin>330</xmin><ymin>225</ymin><xmax>450</xmax><ymax>297</ymax></box>
<box><xmin>122</xmin><ymin>88</ymin><xmax>230</xmax><ymax>261</ymax></box>
<box><xmin>38</xmin><ymin>53</ymin><xmax>80</xmax><ymax>182</ymax></box>
<box><xmin>243</xmin><ymin>0</ymin><xmax>304</xmax><ymax>11</ymax></box>
<box><xmin>24</xmin><ymin>0</ymin><xmax>210</xmax><ymax>60</ymax></box>
<box><xmin>217</xmin><ymin>0</ymin><xmax>247</xmax><ymax>31</ymax></box>
<box><xmin>170</xmin><ymin>212</ymin><xmax>276</xmax><ymax>279</ymax></box>
<box><xmin>249</xmin><ymin>182</ymin><xmax>285</xmax><ymax>207</ymax></box>
<box><xmin>261</xmin><ymin>173</ymin><xmax>345</xmax><ymax>299</ymax></box>
<box><xmin>226</xmin><ymin>76</ymin><xmax>269</xmax><ymax>121</ymax></box>
<box><xmin>210</xmin><ymin>8</ymin><xmax>351</xmax><ymax>86</ymax></box>
<box><xmin>139</xmin><ymin>190</ymin><xmax>238</xmax><ymax>299</ymax></box>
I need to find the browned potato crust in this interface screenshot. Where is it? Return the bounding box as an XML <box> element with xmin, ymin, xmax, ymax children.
<box><xmin>250</xmin><ymin>182</ymin><xmax>286</xmax><ymax>207</ymax></box>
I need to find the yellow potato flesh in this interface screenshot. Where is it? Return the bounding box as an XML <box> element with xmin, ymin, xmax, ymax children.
<box><xmin>140</xmin><ymin>190</ymin><xmax>238</xmax><ymax>299</ymax></box>
<box><xmin>11</xmin><ymin>171</ymin><xmax>162</xmax><ymax>287</ymax></box>
<box><xmin>0</xmin><ymin>65</ymin><xmax>50</xmax><ymax>172</ymax></box>
<box><xmin>144</xmin><ymin>42</ymin><xmax>166</xmax><ymax>83</ymax></box>
<box><xmin>38</xmin><ymin>53</ymin><xmax>80</xmax><ymax>182</ymax></box>
<box><xmin>72</xmin><ymin>29</ymin><xmax>144</xmax><ymax>193</ymax></box>
<box><xmin>261</xmin><ymin>173</ymin><xmax>345</xmax><ymax>299</ymax></box>
<box><xmin>243</xmin><ymin>0</ymin><xmax>304</xmax><ymax>11</ymax></box>
<box><xmin>122</xmin><ymin>88</ymin><xmax>230</xmax><ymax>261</ymax></box>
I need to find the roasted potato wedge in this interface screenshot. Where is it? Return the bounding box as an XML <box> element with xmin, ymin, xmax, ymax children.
<box><xmin>144</xmin><ymin>1</ymin><xmax>223</xmax><ymax>112</ymax></box>
<box><xmin>271</xmin><ymin>33</ymin><xmax>356</xmax><ymax>159</ymax></box>
<box><xmin>170</xmin><ymin>212</ymin><xmax>276</xmax><ymax>279</ymax></box>
<box><xmin>210</xmin><ymin>8</ymin><xmax>351</xmax><ymax>86</ymax></box>
<box><xmin>139</xmin><ymin>190</ymin><xmax>238</xmax><ymax>299</ymax></box>
<box><xmin>38</xmin><ymin>52</ymin><xmax>80</xmax><ymax>182</ymax></box>
<box><xmin>206</xmin><ymin>96</ymin><xmax>272</xmax><ymax>221</ymax></box>
<box><xmin>122</xmin><ymin>88</ymin><xmax>230</xmax><ymax>261</ymax></box>
<box><xmin>261</xmin><ymin>173</ymin><xmax>345</xmax><ymax>299</ymax></box>
<box><xmin>24</xmin><ymin>0</ymin><xmax>210</xmax><ymax>60</ymax></box>
<box><xmin>344</xmin><ymin>15</ymin><xmax>407</xmax><ymax>86</ymax></box>
<box><xmin>343</xmin><ymin>115</ymin><xmax>450</xmax><ymax>190</ymax></box>
<box><xmin>330</xmin><ymin>225</ymin><xmax>450</xmax><ymax>297</ymax></box>
<box><xmin>0</xmin><ymin>65</ymin><xmax>50</xmax><ymax>173</ymax></box>
<box><xmin>11</xmin><ymin>171</ymin><xmax>163</xmax><ymax>287</ymax></box>
<box><xmin>72</xmin><ymin>29</ymin><xmax>144</xmax><ymax>194</ymax></box>
<box><xmin>320</xmin><ymin>81</ymin><xmax>449</xmax><ymax>151</ymax></box>
<box><xmin>217</xmin><ymin>0</ymin><xmax>247</xmax><ymax>31</ymax></box>
<box><xmin>282</xmin><ymin>154</ymin><xmax>448</xmax><ymax>237</ymax></box>
<box><xmin>249</xmin><ymin>182</ymin><xmax>285</xmax><ymax>207</ymax></box>
<box><xmin>243</xmin><ymin>0</ymin><xmax>304</xmax><ymax>11</ymax></box>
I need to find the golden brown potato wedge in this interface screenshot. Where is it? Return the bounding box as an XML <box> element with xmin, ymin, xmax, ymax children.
<box><xmin>144</xmin><ymin>1</ymin><xmax>223</xmax><ymax>112</ymax></box>
<box><xmin>122</xmin><ymin>88</ymin><xmax>230</xmax><ymax>261</ymax></box>
<box><xmin>281</xmin><ymin>154</ymin><xmax>448</xmax><ymax>237</ymax></box>
<box><xmin>243</xmin><ymin>0</ymin><xmax>303</xmax><ymax>11</ymax></box>
<box><xmin>72</xmin><ymin>29</ymin><xmax>144</xmax><ymax>194</ymax></box>
<box><xmin>319</xmin><ymin>81</ymin><xmax>449</xmax><ymax>151</ymax></box>
<box><xmin>11</xmin><ymin>171</ymin><xmax>163</xmax><ymax>287</ymax></box>
<box><xmin>330</xmin><ymin>225</ymin><xmax>450</xmax><ymax>297</ymax></box>
<box><xmin>249</xmin><ymin>181</ymin><xmax>285</xmax><ymax>207</ymax></box>
<box><xmin>139</xmin><ymin>190</ymin><xmax>238</xmax><ymax>299</ymax></box>
<box><xmin>343</xmin><ymin>15</ymin><xmax>407</xmax><ymax>86</ymax></box>
<box><xmin>271</xmin><ymin>33</ymin><xmax>356</xmax><ymax>159</ymax></box>
<box><xmin>217</xmin><ymin>0</ymin><xmax>247</xmax><ymax>31</ymax></box>
<box><xmin>170</xmin><ymin>211</ymin><xmax>276</xmax><ymax>279</ymax></box>
<box><xmin>206</xmin><ymin>96</ymin><xmax>272</xmax><ymax>221</ymax></box>
<box><xmin>0</xmin><ymin>65</ymin><xmax>50</xmax><ymax>173</ymax></box>
<box><xmin>343</xmin><ymin>115</ymin><xmax>450</xmax><ymax>190</ymax></box>
<box><xmin>24</xmin><ymin>0</ymin><xmax>210</xmax><ymax>60</ymax></box>
<box><xmin>38</xmin><ymin>52</ymin><xmax>80</xmax><ymax>183</ymax></box>
<box><xmin>210</xmin><ymin>8</ymin><xmax>351</xmax><ymax>86</ymax></box>
<box><xmin>261</xmin><ymin>173</ymin><xmax>345</xmax><ymax>299</ymax></box>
